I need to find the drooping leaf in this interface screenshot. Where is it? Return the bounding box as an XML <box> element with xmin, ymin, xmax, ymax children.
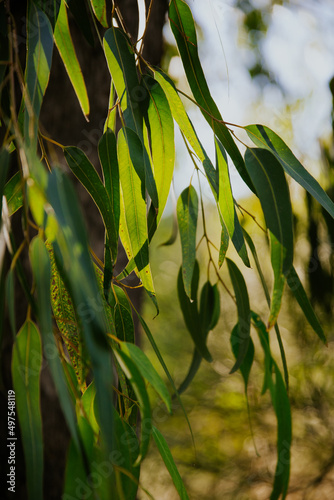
<box><xmin>98</xmin><ymin>129</ymin><xmax>120</xmax><ymax>263</ymax></box>
<box><xmin>177</xmin><ymin>349</ymin><xmax>202</xmax><ymax>395</ymax></box>
<box><xmin>154</xmin><ymin>69</ymin><xmax>218</xmax><ymax>195</ymax></box>
<box><xmin>169</xmin><ymin>0</ymin><xmax>255</xmax><ymax>192</ymax></box>
<box><xmin>152</xmin><ymin>426</ymin><xmax>190</xmax><ymax>500</ymax></box>
<box><xmin>226</xmin><ymin>258</ymin><xmax>251</xmax><ymax>373</ymax></box>
<box><xmin>286</xmin><ymin>266</ymin><xmax>326</xmax><ymax>343</ymax></box>
<box><xmin>0</xmin><ymin>148</ymin><xmax>10</xmax><ymax>226</ymax></box>
<box><xmin>46</xmin><ymin>169</ymin><xmax>115</xmax><ymax>455</ymax></box>
<box><xmin>104</xmin><ymin>27</ymin><xmax>142</xmax><ymax>137</ymax></box>
<box><xmin>230</xmin><ymin>323</ymin><xmax>254</xmax><ymax>390</ymax></box>
<box><xmin>89</xmin><ymin>0</ymin><xmax>108</xmax><ymax>28</ymax></box>
<box><xmin>29</xmin><ymin>236</ymin><xmax>84</xmax><ymax>456</ymax></box>
<box><xmin>246</xmin><ymin>124</ymin><xmax>334</xmax><ymax>219</ymax></box>
<box><xmin>64</xmin><ymin>146</ymin><xmax>118</xmax><ymax>264</ymax></box>
<box><xmin>12</xmin><ymin>320</ymin><xmax>43</xmax><ymax>500</ymax></box>
<box><xmin>121</xmin><ymin>342</ymin><xmax>172</xmax><ymax>413</ymax></box>
<box><xmin>3</xmin><ymin>172</ymin><xmax>23</xmax><ymax>216</ymax></box>
<box><xmin>142</xmin><ymin>75</ymin><xmax>175</xmax><ymax>224</ymax></box>
<box><xmin>33</xmin><ymin>0</ymin><xmax>61</xmax><ymax>29</ymax></box>
<box><xmin>252</xmin><ymin>312</ymin><xmax>291</xmax><ymax>499</ymax></box>
<box><xmin>219</xmin><ymin>220</ymin><xmax>229</xmax><ymax>267</ymax></box>
<box><xmin>81</xmin><ymin>382</ymin><xmax>99</xmax><ymax>436</ymax></box>
<box><xmin>177</xmin><ymin>186</ymin><xmax>198</xmax><ymax>298</ymax></box>
<box><xmin>45</xmin><ymin>240</ymin><xmax>87</xmax><ymax>387</ymax></box>
<box><xmin>177</xmin><ymin>262</ymin><xmax>212</xmax><ymax>362</ymax></box>
<box><xmin>54</xmin><ymin>0</ymin><xmax>90</xmax><ymax>118</ymax></box>
<box><xmin>117</xmin><ymin>129</ymin><xmax>157</xmax><ymax>310</ymax></box>
<box><xmin>113</xmin><ymin>348</ymin><xmax>152</xmax><ymax>465</ymax></box>
<box><xmin>199</xmin><ymin>281</ymin><xmax>220</xmax><ymax>334</ymax></box>
<box><xmin>245</xmin><ymin>148</ymin><xmax>293</xmax><ymax>328</ymax></box>
<box><xmin>24</xmin><ymin>4</ymin><xmax>53</xmax><ymax>148</ymax></box>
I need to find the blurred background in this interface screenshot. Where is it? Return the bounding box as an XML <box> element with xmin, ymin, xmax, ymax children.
<box><xmin>137</xmin><ymin>1</ymin><xmax>334</xmax><ymax>498</ymax></box>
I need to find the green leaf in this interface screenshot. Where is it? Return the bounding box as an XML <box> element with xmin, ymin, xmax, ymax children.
<box><xmin>169</xmin><ymin>0</ymin><xmax>254</xmax><ymax>192</ymax></box>
<box><xmin>215</xmin><ymin>140</ymin><xmax>250</xmax><ymax>266</ymax></box>
<box><xmin>199</xmin><ymin>281</ymin><xmax>220</xmax><ymax>334</ymax></box>
<box><xmin>252</xmin><ymin>313</ymin><xmax>291</xmax><ymax>499</ymax></box>
<box><xmin>45</xmin><ymin>240</ymin><xmax>87</xmax><ymax>387</ymax></box>
<box><xmin>230</xmin><ymin>323</ymin><xmax>254</xmax><ymax>390</ymax></box>
<box><xmin>81</xmin><ymin>382</ymin><xmax>99</xmax><ymax>436</ymax></box>
<box><xmin>246</xmin><ymin>124</ymin><xmax>334</xmax><ymax>219</ymax></box>
<box><xmin>24</xmin><ymin>4</ymin><xmax>53</xmax><ymax>148</ymax></box>
<box><xmin>177</xmin><ymin>262</ymin><xmax>212</xmax><ymax>362</ymax></box>
<box><xmin>177</xmin><ymin>349</ymin><xmax>202</xmax><ymax>395</ymax></box>
<box><xmin>113</xmin><ymin>348</ymin><xmax>152</xmax><ymax>465</ymax></box>
<box><xmin>46</xmin><ymin>169</ymin><xmax>115</xmax><ymax>455</ymax></box>
<box><xmin>5</xmin><ymin>269</ymin><xmax>16</xmax><ymax>337</ymax></box>
<box><xmin>89</xmin><ymin>0</ymin><xmax>108</xmax><ymax>28</ymax></box>
<box><xmin>117</xmin><ymin>129</ymin><xmax>157</xmax><ymax>309</ymax></box>
<box><xmin>33</xmin><ymin>0</ymin><xmax>61</xmax><ymax>29</ymax></box>
<box><xmin>123</xmin><ymin>126</ymin><xmax>159</xmax><ymax>210</ymax></box>
<box><xmin>12</xmin><ymin>320</ymin><xmax>43</xmax><ymax>500</ymax></box>
<box><xmin>54</xmin><ymin>0</ymin><xmax>89</xmax><ymax>118</ymax></box>
<box><xmin>152</xmin><ymin>426</ymin><xmax>190</xmax><ymax>500</ymax></box>
<box><xmin>64</xmin><ymin>146</ymin><xmax>118</xmax><ymax>264</ymax></box>
<box><xmin>177</xmin><ymin>186</ymin><xmax>198</xmax><ymax>298</ymax></box>
<box><xmin>245</xmin><ymin>148</ymin><xmax>293</xmax><ymax>328</ymax></box>
<box><xmin>4</xmin><ymin>172</ymin><xmax>23</xmax><ymax>216</ymax></box>
<box><xmin>104</xmin><ymin>28</ymin><xmax>142</xmax><ymax>137</ymax></box>
<box><xmin>219</xmin><ymin>220</ymin><xmax>229</xmax><ymax>267</ymax></box>
<box><xmin>154</xmin><ymin>70</ymin><xmax>217</xmax><ymax>194</ymax></box>
<box><xmin>29</xmin><ymin>236</ymin><xmax>84</xmax><ymax>455</ymax></box>
<box><xmin>98</xmin><ymin>129</ymin><xmax>120</xmax><ymax>263</ymax></box>
<box><xmin>286</xmin><ymin>266</ymin><xmax>326</xmax><ymax>343</ymax></box>
<box><xmin>142</xmin><ymin>75</ymin><xmax>175</xmax><ymax>224</ymax></box>
<box><xmin>121</xmin><ymin>342</ymin><xmax>172</xmax><ymax>413</ymax></box>
<box><xmin>226</xmin><ymin>258</ymin><xmax>251</xmax><ymax>373</ymax></box>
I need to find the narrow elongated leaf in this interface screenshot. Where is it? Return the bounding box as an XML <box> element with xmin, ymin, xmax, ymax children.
<box><xmin>98</xmin><ymin>129</ymin><xmax>120</xmax><ymax>263</ymax></box>
<box><xmin>124</xmin><ymin>126</ymin><xmax>159</xmax><ymax>209</ymax></box>
<box><xmin>45</xmin><ymin>241</ymin><xmax>86</xmax><ymax>386</ymax></box>
<box><xmin>177</xmin><ymin>186</ymin><xmax>198</xmax><ymax>298</ymax></box>
<box><xmin>104</xmin><ymin>28</ymin><xmax>142</xmax><ymax>137</ymax></box>
<box><xmin>54</xmin><ymin>0</ymin><xmax>89</xmax><ymax>118</ymax></box>
<box><xmin>4</xmin><ymin>172</ymin><xmax>23</xmax><ymax>216</ymax></box>
<box><xmin>177</xmin><ymin>263</ymin><xmax>212</xmax><ymax>362</ymax></box>
<box><xmin>152</xmin><ymin>426</ymin><xmax>190</xmax><ymax>500</ymax></box>
<box><xmin>169</xmin><ymin>0</ymin><xmax>254</xmax><ymax>192</ymax></box>
<box><xmin>245</xmin><ymin>148</ymin><xmax>293</xmax><ymax>328</ymax></box>
<box><xmin>216</xmin><ymin>140</ymin><xmax>250</xmax><ymax>266</ymax></box>
<box><xmin>64</xmin><ymin>146</ymin><xmax>118</xmax><ymax>264</ymax></box>
<box><xmin>117</xmin><ymin>129</ymin><xmax>157</xmax><ymax>309</ymax></box>
<box><xmin>29</xmin><ymin>237</ymin><xmax>83</xmax><ymax>455</ymax></box>
<box><xmin>230</xmin><ymin>323</ymin><xmax>254</xmax><ymax>390</ymax></box>
<box><xmin>226</xmin><ymin>258</ymin><xmax>251</xmax><ymax>373</ymax></box>
<box><xmin>286</xmin><ymin>266</ymin><xmax>326</xmax><ymax>343</ymax></box>
<box><xmin>246</xmin><ymin>124</ymin><xmax>334</xmax><ymax>219</ymax></box>
<box><xmin>121</xmin><ymin>342</ymin><xmax>172</xmax><ymax>413</ymax></box>
<box><xmin>199</xmin><ymin>281</ymin><xmax>220</xmax><ymax>334</ymax></box>
<box><xmin>33</xmin><ymin>0</ymin><xmax>61</xmax><ymax>29</ymax></box>
<box><xmin>113</xmin><ymin>348</ymin><xmax>152</xmax><ymax>465</ymax></box>
<box><xmin>0</xmin><ymin>148</ymin><xmax>9</xmax><ymax>226</ymax></box>
<box><xmin>142</xmin><ymin>75</ymin><xmax>175</xmax><ymax>223</ymax></box>
<box><xmin>252</xmin><ymin>313</ymin><xmax>291</xmax><ymax>499</ymax></box>
<box><xmin>24</xmin><ymin>4</ymin><xmax>53</xmax><ymax>148</ymax></box>
<box><xmin>12</xmin><ymin>320</ymin><xmax>43</xmax><ymax>500</ymax></box>
<box><xmin>154</xmin><ymin>70</ymin><xmax>218</xmax><ymax>194</ymax></box>
<box><xmin>219</xmin><ymin>220</ymin><xmax>229</xmax><ymax>267</ymax></box>
<box><xmin>89</xmin><ymin>0</ymin><xmax>108</xmax><ymax>28</ymax></box>
<box><xmin>47</xmin><ymin>169</ymin><xmax>114</xmax><ymax>455</ymax></box>
<box><xmin>177</xmin><ymin>349</ymin><xmax>202</xmax><ymax>395</ymax></box>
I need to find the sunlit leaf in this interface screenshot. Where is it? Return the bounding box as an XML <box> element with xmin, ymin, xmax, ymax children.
<box><xmin>12</xmin><ymin>320</ymin><xmax>43</xmax><ymax>500</ymax></box>
<box><xmin>226</xmin><ymin>258</ymin><xmax>251</xmax><ymax>373</ymax></box>
<box><xmin>245</xmin><ymin>148</ymin><xmax>293</xmax><ymax>328</ymax></box>
<box><xmin>177</xmin><ymin>186</ymin><xmax>198</xmax><ymax>298</ymax></box>
<box><xmin>246</xmin><ymin>124</ymin><xmax>334</xmax><ymax>219</ymax></box>
<box><xmin>54</xmin><ymin>0</ymin><xmax>89</xmax><ymax>118</ymax></box>
<box><xmin>89</xmin><ymin>0</ymin><xmax>108</xmax><ymax>28</ymax></box>
<box><xmin>24</xmin><ymin>4</ymin><xmax>53</xmax><ymax>148</ymax></box>
<box><xmin>3</xmin><ymin>172</ymin><xmax>23</xmax><ymax>216</ymax></box>
<box><xmin>152</xmin><ymin>426</ymin><xmax>190</xmax><ymax>500</ymax></box>
<box><xmin>0</xmin><ymin>148</ymin><xmax>10</xmax><ymax>225</ymax></box>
